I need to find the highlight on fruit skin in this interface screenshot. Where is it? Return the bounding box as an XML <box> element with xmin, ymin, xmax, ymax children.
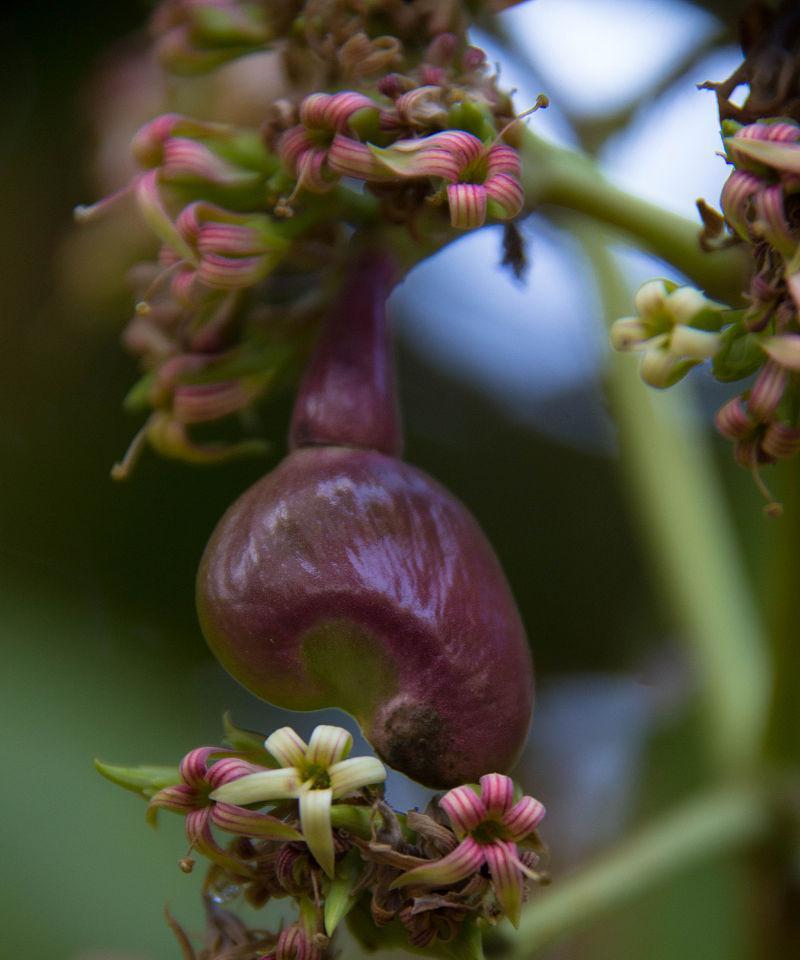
<box><xmin>196</xmin><ymin>248</ymin><xmax>534</xmax><ymax>788</ymax></box>
<box><xmin>197</xmin><ymin>444</ymin><xmax>533</xmax><ymax>788</ymax></box>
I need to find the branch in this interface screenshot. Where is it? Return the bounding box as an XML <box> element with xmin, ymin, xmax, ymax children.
<box><xmin>519</xmin><ymin>127</ymin><xmax>749</xmax><ymax>303</ymax></box>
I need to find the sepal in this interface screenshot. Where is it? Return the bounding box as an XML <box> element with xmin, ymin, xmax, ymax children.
<box><xmin>94</xmin><ymin>759</ymin><xmax>180</xmax><ymax>799</ymax></box>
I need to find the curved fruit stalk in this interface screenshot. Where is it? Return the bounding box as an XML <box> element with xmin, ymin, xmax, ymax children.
<box><xmin>197</xmin><ymin>249</ymin><xmax>533</xmax><ymax>787</ymax></box>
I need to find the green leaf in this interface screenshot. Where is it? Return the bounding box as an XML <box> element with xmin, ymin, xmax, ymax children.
<box><xmin>94</xmin><ymin>759</ymin><xmax>181</xmax><ymax>799</ymax></box>
<box><xmin>221</xmin><ymin>711</ymin><xmax>275</xmax><ymax>766</ymax></box>
<box><xmin>324</xmin><ymin>849</ymin><xmax>362</xmax><ymax>935</ymax></box>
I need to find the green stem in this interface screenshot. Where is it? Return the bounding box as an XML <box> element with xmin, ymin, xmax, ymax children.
<box><xmin>576</xmin><ymin>222</ymin><xmax>770</xmax><ymax>775</ymax></box>
<box><xmin>764</xmin><ymin>456</ymin><xmax>800</xmax><ymax>765</ymax></box>
<box><xmin>519</xmin><ymin>128</ymin><xmax>749</xmax><ymax>303</ymax></box>
<box><xmin>508</xmin><ymin>785</ymin><xmax>770</xmax><ymax>958</ymax></box>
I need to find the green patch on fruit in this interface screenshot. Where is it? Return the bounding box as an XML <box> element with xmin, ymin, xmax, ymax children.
<box><xmin>300</xmin><ymin>619</ymin><xmax>397</xmax><ymax>721</ymax></box>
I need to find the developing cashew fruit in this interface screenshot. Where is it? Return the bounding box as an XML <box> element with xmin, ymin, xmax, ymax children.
<box><xmin>197</xmin><ymin>250</ymin><xmax>533</xmax><ymax>788</ymax></box>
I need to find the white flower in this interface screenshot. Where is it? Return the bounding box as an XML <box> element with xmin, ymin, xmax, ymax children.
<box><xmin>210</xmin><ymin>724</ymin><xmax>386</xmax><ymax>877</ymax></box>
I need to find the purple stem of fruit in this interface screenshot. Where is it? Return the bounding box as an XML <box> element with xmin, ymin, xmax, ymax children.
<box><xmin>289</xmin><ymin>249</ymin><xmax>403</xmax><ymax>457</ymax></box>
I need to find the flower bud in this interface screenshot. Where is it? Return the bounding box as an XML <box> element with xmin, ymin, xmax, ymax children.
<box><xmin>197</xmin><ymin>252</ymin><xmax>533</xmax><ymax>788</ymax></box>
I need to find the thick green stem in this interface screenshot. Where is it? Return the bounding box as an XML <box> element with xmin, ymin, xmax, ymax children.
<box><xmin>576</xmin><ymin>223</ymin><xmax>770</xmax><ymax>775</ymax></box>
<box><xmin>519</xmin><ymin>128</ymin><xmax>749</xmax><ymax>303</ymax></box>
<box><xmin>508</xmin><ymin>785</ymin><xmax>770</xmax><ymax>958</ymax></box>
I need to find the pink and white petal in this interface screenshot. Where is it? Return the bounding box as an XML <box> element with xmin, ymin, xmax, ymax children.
<box><xmin>198</xmin><ymin>223</ymin><xmax>264</xmax><ymax>257</ymax></box>
<box><xmin>299</xmin><ymin>787</ymin><xmax>336</xmax><ymax>878</ymax></box>
<box><xmin>266</xmin><ymin>727</ymin><xmax>308</xmax><ymax>768</ymax></box>
<box><xmin>447</xmin><ymin>183</ymin><xmax>487</xmax><ymax>229</ymax></box>
<box><xmin>484</xmin><ymin>173</ymin><xmax>524</xmax><ymax>219</ymax></box>
<box><xmin>753</xmin><ymin>184</ymin><xmax>796</xmax><ymax>257</ymax></box>
<box><xmin>185</xmin><ymin>807</ymin><xmax>250</xmax><ymax>875</ymax></box>
<box><xmin>390</xmin><ymin>837</ymin><xmax>485</xmax><ymax>890</ymax></box>
<box><xmin>328</xmin><ymin>756</ymin><xmax>387</xmax><ymax>797</ymax></box>
<box><xmin>162</xmin><ymin>138</ymin><xmax>249</xmax><ymax>186</ymax></box>
<box><xmin>147</xmin><ymin>784</ymin><xmax>197</xmax><ymax>825</ymax></box>
<box><xmin>328</xmin><ymin>135</ymin><xmax>393</xmax><ymax>180</ymax></box>
<box><xmin>278</xmin><ymin>126</ymin><xmax>314</xmax><ymax>171</ymax></box>
<box><xmin>173</xmin><ymin>381</ymin><xmax>251</xmax><ymax>426</ymax></box>
<box><xmin>369</xmin><ymin>140</ymin><xmax>462</xmax><ymax>181</ymax></box>
<box><xmin>325</xmin><ymin>91</ymin><xmax>376</xmax><ymax>131</ymax></box>
<box><xmin>198</xmin><ymin>252</ymin><xmax>268</xmax><ymax>290</ymax></box>
<box><xmin>179</xmin><ymin>746</ymin><xmax>224</xmax><ymax>787</ymax></box>
<box><xmin>487</xmin><ymin>143</ymin><xmax>521</xmax><ymax>178</ymax></box>
<box><xmin>211</xmin><ymin>802</ymin><xmax>303</xmax><ymax>841</ymax></box>
<box><xmin>720</xmin><ymin>170</ymin><xmax>761</xmax><ymax>241</ymax></box>
<box><xmin>440</xmin><ymin>785</ymin><xmax>486</xmax><ymax>834</ymax></box>
<box><xmin>431</xmin><ymin>130</ymin><xmax>484</xmax><ymax>167</ymax></box>
<box><xmin>206</xmin><ymin>758</ymin><xmax>267</xmax><ymax>790</ymax></box>
<box><xmin>307</xmin><ymin>725</ymin><xmax>353</xmax><ymax>767</ymax></box>
<box><xmin>135</xmin><ymin>170</ymin><xmax>197</xmax><ymax>264</ymax></box>
<box><xmin>296</xmin><ymin>148</ymin><xmax>336</xmax><ymax>193</ymax></box>
<box><xmin>502</xmin><ymin>795</ymin><xmax>546</xmax><ymax>841</ymax></box>
<box><xmin>484</xmin><ymin>840</ymin><xmax>523</xmax><ymax>928</ymax></box>
<box><xmin>479</xmin><ymin>773</ymin><xmax>515</xmax><ymax>815</ymax></box>
<box><xmin>209</xmin><ymin>767</ymin><xmax>302</xmax><ymax>805</ymax></box>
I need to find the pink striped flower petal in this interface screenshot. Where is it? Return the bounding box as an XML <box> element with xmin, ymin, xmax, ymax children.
<box><xmin>433</xmin><ymin>130</ymin><xmax>484</xmax><ymax>167</ymax></box>
<box><xmin>300</xmin><ymin>91</ymin><xmax>375</xmax><ymax>131</ymax></box>
<box><xmin>370</xmin><ymin>130</ymin><xmax>484</xmax><ymax>182</ymax></box>
<box><xmin>748</xmin><ymin>361</ymin><xmax>787</xmax><ymax>421</ymax></box>
<box><xmin>198</xmin><ymin>223</ymin><xmax>265</xmax><ymax>257</ymax></box>
<box><xmin>487</xmin><ymin>144</ymin><xmax>521</xmax><ymax>178</ymax></box>
<box><xmin>752</xmin><ymin>184</ymin><xmax>796</xmax><ymax>257</ymax></box>
<box><xmin>179</xmin><ymin>746</ymin><xmax>224</xmax><ymax>787</ymax></box>
<box><xmin>198</xmin><ymin>252</ymin><xmax>269</xmax><ymax>289</ymax></box>
<box><xmin>295</xmin><ymin>148</ymin><xmax>335</xmax><ymax>193</ymax></box>
<box><xmin>206</xmin><ymin>757</ymin><xmax>266</xmax><ymax>789</ymax></box>
<box><xmin>135</xmin><ymin>170</ymin><xmax>197</xmax><ymax>263</ymax></box>
<box><xmin>484</xmin><ymin>172</ymin><xmax>524</xmax><ymax>220</ymax></box>
<box><xmin>440</xmin><ymin>785</ymin><xmax>486</xmax><ymax>834</ymax></box>
<box><xmin>173</xmin><ymin>381</ymin><xmax>251</xmax><ymax>425</ymax></box>
<box><xmin>484</xmin><ymin>839</ymin><xmax>523</xmax><ymax>928</ymax></box>
<box><xmin>147</xmin><ymin>783</ymin><xmax>198</xmax><ymax>825</ymax></box>
<box><xmin>275</xmin><ymin>923</ymin><xmax>321</xmax><ymax>960</ymax></box>
<box><xmin>715</xmin><ymin>397</ymin><xmax>756</xmax><ymax>441</ymax></box>
<box><xmin>162</xmin><ymin>138</ymin><xmax>252</xmax><ymax>186</ymax></box>
<box><xmin>479</xmin><ymin>773</ymin><xmax>514</xmax><ymax>815</ymax></box>
<box><xmin>447</xmin><ymin>183</ymin><xmax>487</xmax><ymax>229</ymax></box>
<box><xmin>502</xmin><ymin>794</ymin><xmax>546</xmax><ymax>841</ymax></box>
<box><xmin>185</xmin><ymin>807</ymin><xmax>251</xmax><ymax>875</ymax></box>
<box><xmin>720</xmin><ymin>170</ymin><xmax>762</xmax><ymax>241</ymax></box>
<box><xmin>737</xmin><ymin>122</ymin><xmax>800</xmax><ymax>143</ymax></box>
<box><xmin>390</xmin><ymin>836</ymin><xmax>485</xmax><ymax>889</ymax></box>
<box><xmin>328</xmin><ymin>134</ymin><xmax>393</xmax><ymax>180</ymax></box>
<box><xmin>762</xmin><ymin>421</ymin><xmax>800</xmax><ymax>459</ymax></box>
<box><xmin>279</xmin><ymin>126</ymin><xmax>315</xmax><ymax>170</ymax></box>
<box><xmin>211</xmin><ymin>802</ymin><xmax>303</xmax><ymax>840</ymax></box>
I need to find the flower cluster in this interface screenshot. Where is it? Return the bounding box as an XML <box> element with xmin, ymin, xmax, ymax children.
<box><xmin>97</xmin><ymin>718</ymin><xmax>547</xmax><ymax>959</ymax></box>
<box><xmin>610</xmin><ymin>279</ymin><xmax>727</xmax><ymax>389</ymax></box>
<box><xmin>77</xmin><ymin>1</ymin><xmax>541</xmax><ymax>476</ymax></box>
<box><xmin>615</xmin><ymin>113</ymin><xmax>800</xmax><ymax>509</ymax></box>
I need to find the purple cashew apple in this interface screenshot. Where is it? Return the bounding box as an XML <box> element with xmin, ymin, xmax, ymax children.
<box><xmin>197</xmin><ymin>249</ymin><xmax>533</xmax><ymax>788</ymax></box>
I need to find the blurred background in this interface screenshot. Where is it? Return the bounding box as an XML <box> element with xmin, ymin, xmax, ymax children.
<box><xmin>0</xmin><ymin>1</ymin><xmax>774</xmax><ymax>957</ymax></box>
